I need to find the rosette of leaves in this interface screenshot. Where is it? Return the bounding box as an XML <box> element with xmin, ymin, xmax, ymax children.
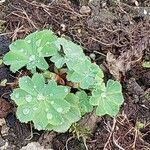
<box><xmin>3</xmin><ymin>30</ymin><xmax>58</xmax><ymax>73</ymax></box>
<box><xmin>89</xmin><ymin>80</ymin><xmax>124</xmax><ymax>116</ymax></box>
<box><xmin>11</xmin><ymin>73</ymin><xmax>81</xmax><ymax>131</ymax></box>
<box><xmin>3</xmin><ymin>29</ymin><xmax>125</xmax><ymax>133</ymax></box>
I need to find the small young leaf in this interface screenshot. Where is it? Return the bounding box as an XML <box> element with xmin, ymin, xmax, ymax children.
<box><xmin>3</xmin><ymin>30</ymin><xmax>58</xmax><ymax>72</ymax></box>
<box><xmin>76</xmin><ymin>91</ymin><xmax>93</xmax><ymax>115</ymax></box>
<box><xmin>89</xmin><ymin>80</ymin><xmax>124</xmax><ymax>116</ymax></box>
<box><xmin>55</xmin><ymin>38</ymin><xmax>84</xmax><ymax>57</ymax></box>
<box><xmin>142</xmin><ymin>61</ymin><xmax>150</xmax><ymax>68</ymax></box>
<box><xmin>50</xmin><ymin>52</ymin><xmax>66</xmax><ymax>68</ymax></box>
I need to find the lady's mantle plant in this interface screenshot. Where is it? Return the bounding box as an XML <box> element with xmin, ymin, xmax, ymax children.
<box><xmin>3</xmin><ymin>29</ymin><xmax>124</xmax><ymax>132</ymax></box>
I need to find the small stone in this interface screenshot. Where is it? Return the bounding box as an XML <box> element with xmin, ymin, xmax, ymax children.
<box><xmin>90</xmin><ymin>53</ymin><xmax>96</xmax><ymax>60</ymax></box>
<box><xmin>0</xmin><ymin>0</ymin><xmax>6</xmax><ymax>4</ymax></box>
<box><xmin>20</xmin><ymin>142</ymin><xmax>52</xmax><ymax>150</ymax></box>
<box><xmin>102</xmin><ymin>2</ymin><xmax>107</xmax><ymax>7</ymax></box>
<box><xmin>134</xmin><ymin>0</ymin><xmax>139</xmax><ymax>6</ymax></box>
<box><xmin>0</xmin><ymin>118</ymin><xmax>9</xmax><ymax>136</ymax></box>
<box><xmin>78</xmin><ymin>29</ymin><xmax>82</xmax><ymax>34</ymax></box>
<box><xmin>0</xmin><ymin>79</ymin><xmax>7</xmax><ymax>86</ymax></box>
<box><xmin>80</xmin><ymin>6</ymin><xmax>91</xmax><ymax>14</ymax></box>
<box><xmin>144</xmin><ymin>9</ymin><xmax>147</xmax><ymax>15</ymax></box>
<box><xmin>0</xmin><ymin>136</ymin><xmax>6</xmax><ymax>147</ymax></box>
<box><xmin>60</xmin><ymin>24</ymin><xmax>66</xmax><ymax>31</ymax></box>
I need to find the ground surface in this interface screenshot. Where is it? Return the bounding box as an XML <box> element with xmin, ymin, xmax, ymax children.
<box><xmin>0</xmin><ymin>0</ymin><xmax>150</xmax><ymax>149</ymax></box>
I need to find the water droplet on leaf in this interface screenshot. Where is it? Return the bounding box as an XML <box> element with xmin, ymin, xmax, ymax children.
<box><xmin>25</xmin><ymin>95</ymin><xmax>32</xmax><ymax>102</ymax></box>
<box><xmin>37</xmin><ymin>94</ymin><xmax>45</xmax><ymax>100</ymax></box>
<box><xmin>50</xmin><ymin>101</ymin><xmax>54</xmax><ymax>105</ymax></box>
<box><xmin>64</xmin><ymin>88</ymin><xmax>68</xmax><ymax>92</ymax></box>
<box><xmin>20</xmin><ymin>48</ymin><xmax>24</xmax><ymax>52</ymax></box>
<box><xmin>101</xmin><ymin>93</ymin><xmax>106</xmax><ymax>98</ymax></box>
<box><xmin>27</xmin><ymin>40</ymin><xmax>31</xmax><ymax>43</ymax></box>
<box><xmin>29</xmin><ymin>55</ymin><xmax>36</xmax><ymax>62</ymax></box>
<box><xmin>23</xmin><ymin>108</ymin><xmax>30</xmax><ymax>115</ymax></box>
<box><xmin>36</xmin><ymin>39</ymin><xmax>41</xmax><ymax>47</ymax></box>
<box><xmin>33</xmin><ymin>107</ymin><xmax>38</xmax><ymax>111</ymax></box>
<box><xmin>45</xmin><ymin>108</ymin><xmax>49</xmax><ymax>112</ymax></box>
<box><xmin>50</xmin><ymin>93</ymin><xmax>53</xmax><ymax>96</ymax></box>
<box><xmin>47</xmin><ymin>113</ymin><xmax>52</xmax><ymax>120</ymax></box>
<box><xmin>57</xmin><ymin>107</ymin><xmax>63</xmax><ymax>113</ymax></box>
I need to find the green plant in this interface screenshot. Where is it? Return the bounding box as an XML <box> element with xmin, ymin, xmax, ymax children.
<box><xmin>136</xmin><ymin>121</ymin><xmax>144</xmax><ymax>130</ymax></box>
<box><xmin>3</xmin><ymin>30</ymin><xmax>58</xmax><ymax>73</ymax></box>
<box><xmin>142</xmin><ymin>61</ymin><xmax>150</xmax><ymax>68</ymax></box>
<box><xmin>3</xmin><ymin>29</ymin><xmax>124</xmax><ymax>132</ymax></box>
<box><xmin>89</xmin><ymin>80</ymin><xmax>124</xmax><ymax>116</ymax></box>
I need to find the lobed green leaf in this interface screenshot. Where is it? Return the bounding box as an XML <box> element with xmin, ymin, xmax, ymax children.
<box><xmin>76</xmin><ymin>91</ymin><xmax>93</xmax><ymax>115</ymax></box>
<box><xmin>89</xmin><ymin>79</ymin><xmax>124</xmax><ymax>116</ymax></box>
<box><xmin>3</xmin><ymin>30</ymin><xmax>58</xmax><ymax>72</ymax></box>
<box><xmin>67</xmin><ymin>60</ymin><xmax>103</xmax><ymax>89</ymax></box>
<box><xmin>11</xmin><ymin>73</ymin><xmax>76</xmax><ymax>131</ymax></box>
<box><xmin>50</xmin><ymin>38</ymin><xmax>87</xmax><ymax>69</ymax></box>
<box><xmin>46</xmin><ymin>93</ymin><xmax>81</xmax><ymax>132</ymax></box>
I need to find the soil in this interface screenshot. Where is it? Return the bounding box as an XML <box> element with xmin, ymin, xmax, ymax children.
<box><xmin>0</xmin><ymin>0</ymin><xmax>150</xmax><ymax>150</ymax></box>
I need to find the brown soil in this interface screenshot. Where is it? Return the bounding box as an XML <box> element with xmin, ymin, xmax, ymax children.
<box><xmin>0</xmin><ymin>0</ymin><xmax>150</xmax><ymax>149</ymax></box>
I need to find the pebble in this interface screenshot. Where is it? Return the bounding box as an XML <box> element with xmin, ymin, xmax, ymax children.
<box><xmin>80</xmin><ymin>6</ymin><xmax>91</xmax><ymax>14</ymax></box>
